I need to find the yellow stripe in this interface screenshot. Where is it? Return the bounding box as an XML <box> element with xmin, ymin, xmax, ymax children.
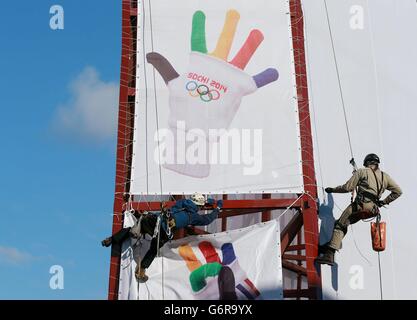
<box><xmin>211</xmin><ymin>10</ymin><xmax>240</xmax><ymax>60</ymax></box>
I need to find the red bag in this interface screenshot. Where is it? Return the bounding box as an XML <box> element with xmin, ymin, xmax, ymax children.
<box><xmin>371</xmin><ymin>221</ymin><xmax>386</xmax><ymax>252</ymax></box>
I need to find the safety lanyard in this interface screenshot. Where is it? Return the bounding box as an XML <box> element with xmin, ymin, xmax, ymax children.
<box><xmin>371</xmin><ymin>169</ymin><xmax>384</xmax><ymax>199</ymax></box>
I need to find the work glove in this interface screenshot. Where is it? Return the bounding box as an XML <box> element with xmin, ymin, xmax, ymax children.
<box><xmin>147</xmin><ymin>10</ymin><xmax>279</xmax><ymax>177</ymax></box>
<box><xmin>207</xmin><ymin>198</ymin><xmax>216</xmax><ymax>206</ymax></box>
<box><xmin>217</xmin><ymin>200</ymin><xmax>224</xmax><ymax>209</ymax></box>
<box><xmin>325</xmin><ymin>187</ymin><xmax>334</xmax><ymax>194</ymax></box>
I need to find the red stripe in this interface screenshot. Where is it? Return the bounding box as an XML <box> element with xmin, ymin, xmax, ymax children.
<box><xmin>244</xmin><ymin>279</ymin><xmax>260</xmax><ymax>297</ymax></box>
<box><xmin>230</xmin><ymin>29</ymin><xmax>264</xmax><ymax>69</ymax></box>
<box><xmin>198</xmin><ymin>241</ymin><xmax>221</xmax><ymax>264</ymax></box>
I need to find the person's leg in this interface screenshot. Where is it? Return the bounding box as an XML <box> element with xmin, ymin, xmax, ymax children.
<box><xmin>136</xmin><ymin>229</ymin><xmax>170</xmax><ymax>282</ymax></box>
<box><xmin>189</xmin><ymin>210</ymin><xmax>219</xmax><ymax>226</ymax></box>
<box><xmin>328</xmin><ymin>204</ymin><xmax>355</xmax><ymax>250</ymax></box>
<box><xmin>101</xmin><ymin>227</ymin><xmax>131</xmax><ymax>247</ymax></box>
<box><xmin>140</xmin><ymin>238</ymin><xmax>158</xmax><ymax>270</ymax></box>
<box><xmin>111</xmin><ymin>228</ymin><xmax>132</xmax><ymax>244</ymax></box>
<box><xmin>135</xmin><ymin>238</ymin><xmax>157</xmax><ymax>282</ymax></box>
<box><xmin>316</xmin><ymin>203</ymin><xmax>355</xmax><ymax>266</ymax></box>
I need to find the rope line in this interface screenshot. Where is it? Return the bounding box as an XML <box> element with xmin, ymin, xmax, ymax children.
<box><xmin>323</xmin><ymin>0</ymin><xmax>354</xmax><ymax>160</ymax></box>
<box><xmin>365</xmin><ymin>0</ymin><xmax>393</xmax><ymax>300</ymax></box>
<box><xmin>147</xmin><ymin>0</ymin><xmax>165</xmax><ymax>300</ymax></box>
<box><xmin>148</xmin><ymin>0</ymin><xmax>164</xmax><ymax>197</ymax></box>
<box><xmin>139</xmin><ymin>0</ymin><xmax>149</xmax><ymax>193</ymax></box>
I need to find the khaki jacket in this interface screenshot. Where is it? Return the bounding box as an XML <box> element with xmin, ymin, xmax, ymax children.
<box><xmin>333</xmin><ymin>167</ymin><xmax>402</xmax><ymax>205</ymax></box>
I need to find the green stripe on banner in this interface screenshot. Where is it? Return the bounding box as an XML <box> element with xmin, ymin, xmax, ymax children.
<box><xmin>189</xmin><ymin>262</ymin><xmax>222</xmax><ymax>292</ymax></box>
<box><xmin>191</xmin><ymin>11</ymin><xmax>208</xmax><ymax>53</ymax></box>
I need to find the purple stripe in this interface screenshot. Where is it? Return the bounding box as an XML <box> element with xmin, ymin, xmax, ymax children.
<box><xmin>253</xmin><ymin>68</ymin><xmax>279</xmax><ymax>88</ymax></box>
<box><xmin>236</xmin><ymin>284</ymin><xmax>255</xmax><ymax>300</ymax></box>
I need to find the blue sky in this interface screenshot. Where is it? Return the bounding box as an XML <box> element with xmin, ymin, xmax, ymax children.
<box><xmin>0</xmin><ymin>1</ymin><xmax>121</xmax><ymax>299</ymax></box>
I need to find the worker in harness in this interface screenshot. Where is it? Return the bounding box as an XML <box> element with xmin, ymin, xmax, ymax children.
<box><xmin>315</xmin><ymin>153</ymin><xmax>402</xmax><ymax>266</ymax></box>
<box><xmin>101</xmin><ymin>193</ymin><xmax>223</xmax><ymax>282</ymax></box>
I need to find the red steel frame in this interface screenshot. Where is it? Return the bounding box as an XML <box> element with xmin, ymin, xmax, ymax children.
<box><xmin>108</xmin><ymin>0</ymin><xmax>321</xmax><ymax>300</ymax></box>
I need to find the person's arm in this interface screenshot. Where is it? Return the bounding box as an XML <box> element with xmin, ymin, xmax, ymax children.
<box><xmin>382</xmin><ymin>174</ymin><xmax>402</xmax><ymax>205</ymax></box>
<box><xmin>329</xmin><ymin>170</ymin><xmax>362</xmax><ymax>193</ymax></box>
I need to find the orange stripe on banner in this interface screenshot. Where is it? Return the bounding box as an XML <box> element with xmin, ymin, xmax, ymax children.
<box><xmin>179</xmin><ymin>245</ymin><xmax>202</xmax><ymax>272</ymax></box>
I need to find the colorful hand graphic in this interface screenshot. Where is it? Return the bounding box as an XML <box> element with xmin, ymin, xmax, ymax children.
<box><xmin>179</xmin><ymin>241</ymin><xmax>261</xmax><ymax>300</ymax></box>
<box><xmin>147</xmin><ymin>10</ymin><xmax>279</xmax><ymax>178</ymax></box>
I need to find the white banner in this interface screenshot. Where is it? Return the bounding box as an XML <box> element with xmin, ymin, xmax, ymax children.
<box><xmin>118</xmin><ymin>220</ymin><xmax>283</xmax><ymax>300</ymax></box>
<box><xmin>130</xmin><ymin>0</ymin><xmax>303</xmax><ymax>194</ymax></box>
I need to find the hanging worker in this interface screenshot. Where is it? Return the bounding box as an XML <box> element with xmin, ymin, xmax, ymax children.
<box><xmin>101</xmin><ymin>193</ymin><xmax>223</xmax><ymax>282</ymax></box>
<box><xmin>316</xmin><ymin>153</ymin><xmax>402</xmax><ymax>266</ymax></box>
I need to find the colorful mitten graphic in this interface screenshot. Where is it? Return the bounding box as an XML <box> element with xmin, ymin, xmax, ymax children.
<box><xmin>147</xmin><ymin>10</ymin><xmax>279</xmax><ymax>178</ymax></box>
<box><xmin>179</xmin><ymin>241</ymin><xmax>261</xmax><ymax>300</ymax></box>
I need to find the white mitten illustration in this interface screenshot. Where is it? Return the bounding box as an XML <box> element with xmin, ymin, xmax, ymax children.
<box><xmin>148</xmin><ymin>10</ymin><xmax>279</xmax><ymax>178</ymax></box>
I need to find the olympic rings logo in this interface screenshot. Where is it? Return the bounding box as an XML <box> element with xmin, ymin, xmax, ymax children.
<box><xmin>186</xmin><ymin>81</ymin><xmax>220</xmax><ymax>103</ymax></box>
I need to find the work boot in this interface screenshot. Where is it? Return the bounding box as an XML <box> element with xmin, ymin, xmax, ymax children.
<box><xmin>315</xmin><ymin>248</ymin><xmax>335</xmax><ymax>266</ymax></box>
<box><xmin>101</xmin><ymin>237</ymin><xmax>112</xmax><ymax>247</ymax></box>
<box><xmin>318</xmin><ymin>242</ymin><xmax>330</xmax><ymax>254</ymax></box>
<box><xmin>135</xmin><ymin>265</ymin><xmax>149</xmax><ymax>283</ymax></box>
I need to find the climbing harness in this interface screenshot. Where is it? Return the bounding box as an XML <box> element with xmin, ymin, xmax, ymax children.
<box><xmin>160</xmin><ymin>202</ymin><xmax>175</xmax><ymax>240</ymax></box>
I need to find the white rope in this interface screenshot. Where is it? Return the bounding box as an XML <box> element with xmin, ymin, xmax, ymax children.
<box><xmin>301</xmin><ymin>2</ymin><xmax>326</xmax><ymax>198</ymax></box>
<box><xmin>135</xmin><ymin>216</ymin><xmax>143</xmax><ymax>301</ymax></box>
<box><xmin>147</xmin><ymin>0</ymin><xmax>163</xmax><ymax>197</ymax></box>
<box><xmin>365</xmin><ymin>0</ymin><xmax>394</xmax><ymax>300</ymax></box>
<box><xmin>277</xmin><ymin>192</ymin><xmax>306</xmax><ymax>220</ymax></box>
<box><xmin>321</xmin><ymin>1</ymin><xmax>388</xmax><ymax>299</ymax></box>
<box><xmin>147</xmin><ymin>0</ymin><xmax>167</xmax><ymax>299</ymax></box>
<box><xmin>323</xmin><ymin>0</ymin><xmax>355</xmax><ymax>160</ymax></box>
<box><xmin>139</xmin><ymin>0</ymin><xmax>150</xmax><ymax>194</ymax></box>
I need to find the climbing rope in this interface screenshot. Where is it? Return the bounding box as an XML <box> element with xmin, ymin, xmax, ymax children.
<box><xmin>323</xmin><ymin>0</ymin><xmax>384</xmax><ymax>299</ymax></box>
<box><xmin>365</xmin><ymin>0</ymin><xmax>395</xmax><ymax>299</ymax></box>
<box><xmin>140</xmin><ymin>0</ymin><xmax>150</xmax><ymax>194</ymax></box>
<box><xmin>147</xmin><ymin>0</ymin><xmax>166</xmax><ymax>300</ymax></box>
<box><xmin>323</xmin><ymin>0</ymin><xmax>354</xmax><ymax>160</ymax></box>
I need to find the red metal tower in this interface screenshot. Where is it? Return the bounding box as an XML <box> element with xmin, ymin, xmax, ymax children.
<box><xmin>108</xmin><ymin>0</ymin><xmax>321</xmax><ymax>300</ymax></box>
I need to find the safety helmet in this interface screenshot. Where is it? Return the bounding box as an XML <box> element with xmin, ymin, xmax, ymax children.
<box><xmin>191</xmin><ymin>193</ymin><xmax>205</xmax><ymax>206</ymax></box>
<box><xmin>363</xmin><ymin>153</ymin><xmax>380</xmax><ymax>166</ymax></box>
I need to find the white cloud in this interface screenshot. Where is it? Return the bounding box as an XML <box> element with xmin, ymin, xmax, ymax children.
<box><xmin>54</xmin><ymin>67</ymin><xmax>119</xmax><ymax>142</ymax></box>
<box><xmin>0</xmin><ymin>246</ymin><xmax>33</xmax><ymax>265</ymax></box>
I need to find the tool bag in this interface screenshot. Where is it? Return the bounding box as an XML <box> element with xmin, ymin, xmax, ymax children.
<box><xmin>371</xmin><ymin>215</ymin><xmax>386</xmax><ymax>252</ymax></box>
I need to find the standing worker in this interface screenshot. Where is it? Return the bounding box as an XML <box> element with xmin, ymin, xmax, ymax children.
<box><xmin>316</xmin><ymin>154</ymin><xmax>402</xmax><ymax>266</ymax></box>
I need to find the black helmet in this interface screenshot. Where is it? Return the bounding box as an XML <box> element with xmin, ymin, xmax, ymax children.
<box><xmin>363</xmin><ymin>153</ymin><xmax>380</xmax><ymax>166</ymax></box>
